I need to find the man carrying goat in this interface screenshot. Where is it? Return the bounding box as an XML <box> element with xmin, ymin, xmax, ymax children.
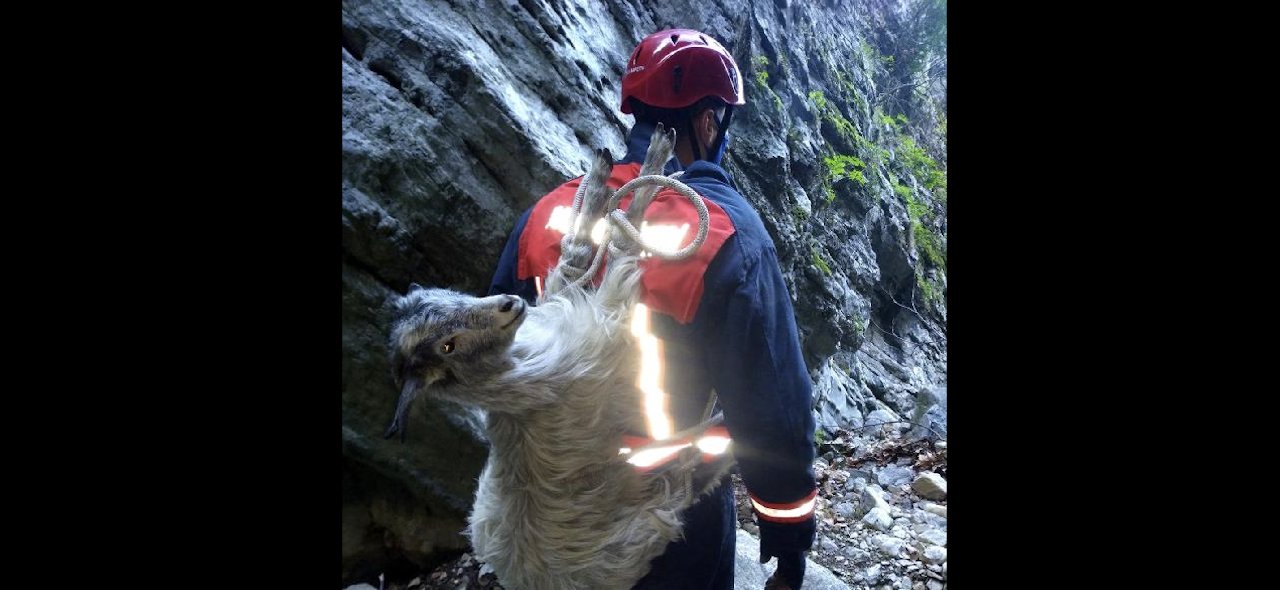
<box><xmin>490</xmin><ymin>28</ymin><xmax>819</xmax><ymax>590</ymax></box>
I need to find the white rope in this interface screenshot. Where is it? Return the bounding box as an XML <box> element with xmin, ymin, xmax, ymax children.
<box><xmin>559</xmin><ymin>174</ymin><xmax>593</xmax><ymax>259</ymax></box>
<box><xmin>550</xmin><ymin>171</ymin><xmax>710</xmax><ymax>295</ymax></box>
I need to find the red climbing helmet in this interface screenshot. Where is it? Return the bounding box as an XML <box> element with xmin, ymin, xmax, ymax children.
<box><xmin>620</xmin><ymin>28</ymin><xmax>745</xmax><ymax>114</ymax></box>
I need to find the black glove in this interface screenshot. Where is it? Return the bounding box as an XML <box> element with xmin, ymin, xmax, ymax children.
<box><xmin>762</xmin><ymin>550</ymin><xmax>805</xmax><ymax>590</ymax></box>
<box><xmin>758</xmin><ymin>517</ymin><xmax>816</xmax><ymax>590</ymax></box>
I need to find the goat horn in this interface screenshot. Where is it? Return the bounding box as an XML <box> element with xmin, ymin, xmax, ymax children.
<box><xmin>384</xmin><ymin>377</ymin><xmax>421</xmax><ymax>442</ymax></box>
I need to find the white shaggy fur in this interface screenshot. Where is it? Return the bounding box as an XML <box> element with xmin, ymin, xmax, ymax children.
<box><xmin>386</xmin><ymin>126</ymin><xmax>731</xmax><ymax>590</ymax></box>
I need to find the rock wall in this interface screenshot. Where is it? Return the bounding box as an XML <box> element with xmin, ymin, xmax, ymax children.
<box><xmin>342</xmin><ymin>0</ymin><xmax>946</xmax><ymax>579</ymax></box>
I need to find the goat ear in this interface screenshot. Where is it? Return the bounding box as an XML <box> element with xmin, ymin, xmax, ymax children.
<box><xmin>408</xmin><ymin>282</ymin><xmax>425</xmax><ymax>293</ymax></box>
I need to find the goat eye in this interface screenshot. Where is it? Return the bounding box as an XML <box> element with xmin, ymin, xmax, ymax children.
<box><xmin>441</xmin><ymin>340</ymin><xmax>455</xmax><ymax>354</ymax></box>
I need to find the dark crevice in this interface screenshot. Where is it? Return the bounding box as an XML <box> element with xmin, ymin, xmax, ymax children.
<box><xmin>515</xmin><ymin>0</ymin><xmax>561</xmax><ymax>45</ymax></box>
<box><xmin>514</xmin><ymin>0</ymin><xmax>537</xmax><ymax>16</ymax></box>
<box><xmin>548</xmin><ymin>0</ymin><xmax>569</xmax><ymax>22</ymax></box>
<box><xmin>572</xmin><ymin>128</ymin><xmax>591</xmax><ymax>150</ymax></box>
<box><xmin>406</xmin><ymin>88</ymin><xmax>426</xmax><ymax>111</ymax></box>
<box><xmin>341</xmin><ymin>25</ymin><xmax>368</xmax><ymax>61</ymax></box>
<box><xmin>368</xmin><ymin>60</ymin><xmax>404</xmax><ymax>92</ymax></box>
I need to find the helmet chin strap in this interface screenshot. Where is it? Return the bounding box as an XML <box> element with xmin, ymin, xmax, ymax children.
<box><xmin>709</xmin><ymin>105</ymin><xmax>734</xmax><ymax>164</ymax></box>
<box><xmin>682</xmin><ymin>104</ymin><xmax>735</xmax><ymax>168</ymax></box>
<box><xmin>696</xmin><ymin>104</ymin><xmax>737</xmax><ymax>163</ymax></box>
<box><xmin>686</xmin><ymin>119</ymin><xmax>703</xmax><ymax>166</ymax></box>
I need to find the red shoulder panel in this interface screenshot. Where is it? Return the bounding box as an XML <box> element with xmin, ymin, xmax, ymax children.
<box><xmin>516</xmin><ymin>162</ymin><xmax>735</xmax><ymax>324</ymax></box>
<box><xmin>633</xmin><ymin>186</ymin><xmax>734</xmax><ymax>323</ymax></box>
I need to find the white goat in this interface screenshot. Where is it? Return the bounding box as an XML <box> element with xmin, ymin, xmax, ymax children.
<box><xmin>384</xmin><ymin>127</ymin><xmax>731</xmax><ymax>590</ymax></box>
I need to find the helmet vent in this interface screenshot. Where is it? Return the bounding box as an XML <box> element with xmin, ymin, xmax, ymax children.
<box><xmin>670</xmin><ymin>33</ymin><xmax>680</xmax><ymax>45</ymax></box>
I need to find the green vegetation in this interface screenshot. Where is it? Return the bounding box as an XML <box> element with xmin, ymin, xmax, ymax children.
<box><xmin>905</xmin><ymin>192</ymin><xmax>946</xmax><ymax>269</ymax></box>
<box><xmin>914</xmin><ymin>222</ymin><xmax>945</xmax><ymax>268</ymax></box>
<box><xmin>851</xmin><ymin>90</ymin><xmax>867</xmax><ymax>113</ymax></box>
<box><xmin>917</xmin><ymin>268</ymin><xmax>942</xmax><ymax>308</ymax></box>
<box><xmin>777</xmin><ymin>52</ymin><xmax>792</xmax><ymax>79</ymax></box>
<box><xmin>898</xmin><ymin>136</ymin><xmax>945</xmax><ymax>191</ymax></box>
<box><xmin>902</xmin><ymin>185</ymin><xmax>923</xmax><ymax>215</ymax></box>
<box><xmin>809</xmin><ymin>90</ymin><xmax>862</xmax><ymax>145</ymax></box>
<box><xmin>808</xmin><ymin>90</ymin><xmax>828</xmax><ymax>111</ymax></box>
<box><xmin>896</xmin><ymin>183</ymin><xmax>914</xmax><ymax>211</ymax></box>
<box><xmin>828</xmin><ymin>110</ymin><xmax>861</xmax><ymax>145</ymax></box>
<box><xmin>836</xmin><ymin>70</ymin><xmax>855</xmax><ymax>97</ymax></box>
<box><xmin>752</xmin><ymin>55</ymin><xmax>783</xmax><ymax>111</ymax></box>
<box><xmin>809</xmin><ymin>89</ymin><xmax>874</xmax><ymax>204</ymax></box>
<box><xmin>859</xmin><ymin>39</ymin><xmax>894</xmax><ymax>68</ymax></box>
<box><xmin>825</xmin><ymin>154</ymin><xmax>867</xmax><ymax>186</ymax></box>
<box><xmin>800</xmin><ymin>6</ymin><xmax>947</xmax><ymax>311</ymax></box>
<box><xmin>754</xmin><ymin>55</ymin><xmax>770</xmax><ymax>87</ymax></box>
<box><xmin>860</xmin><ymin>136</ymin><xmax>890</xmax><ymax>167</ymax></box>
<box><xmin>812</xmin><ymin>249</ymin><xmax>833</xmax><ymax>275</ymax></box>
<box><xmin>802</xmin><ymin>20</ymin><xmax>947</xmax><ymax>286</ymax></box>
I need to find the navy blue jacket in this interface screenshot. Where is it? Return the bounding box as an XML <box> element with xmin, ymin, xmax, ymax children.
<box><xmin>490</xmin><ymin>121</ymin><xmax>817</xmax><ymax>588</ymax></box>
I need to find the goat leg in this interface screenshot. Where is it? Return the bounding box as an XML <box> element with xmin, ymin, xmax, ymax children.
<box><xmin>546</xmin><ymin>148</ymin><xmax>615</xmax><ymax>293</ymax></box>
<box><xmin>626</xmin><ymin>123</ymin><xmax>678</xmax><ymax>222</ymax></box>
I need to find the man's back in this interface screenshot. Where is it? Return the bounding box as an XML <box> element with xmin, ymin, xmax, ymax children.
<box><xmin>490</xmin><ymin>122</ymin><xmax>817</xmax><ymax>590</ymax></box>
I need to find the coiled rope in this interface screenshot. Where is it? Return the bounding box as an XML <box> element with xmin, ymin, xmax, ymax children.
<box><xmin>551</xmin><ymin>170</ymin><xmax>710</xmax><ymax>294</ymax></box>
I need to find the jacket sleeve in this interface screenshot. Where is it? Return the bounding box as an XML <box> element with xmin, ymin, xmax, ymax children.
<box><xmin>699</xmin><ymin>241</ymin><xmax>818</xmax><ymax>552</ymax></box>
<box><xmin>488</xmin><ymin>207</ymin><xmax>538</xmax><ymax>303</ymax></box>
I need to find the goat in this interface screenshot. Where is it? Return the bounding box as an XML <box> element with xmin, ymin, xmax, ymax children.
<box><xmin>384</xmin><ymin>126</ymin><xmax>733</xmax><ymax>590</ymax></box>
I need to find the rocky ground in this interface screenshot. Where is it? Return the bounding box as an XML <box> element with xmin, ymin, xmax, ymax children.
<box><xmin>346</xmin><ymin>428</ymin><xmax>947</xmax><ymax>590</ymax></box>
<box><xmin>786</xmin><ymin>429</ymin><xmax>948</xmax><ymax>590</ymax></box>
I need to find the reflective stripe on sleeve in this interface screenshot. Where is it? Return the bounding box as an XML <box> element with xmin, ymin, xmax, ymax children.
<box><xmin>750</xmin><ymin>489</ymin><xmax>818</xmax><ymax>523</ymax></box>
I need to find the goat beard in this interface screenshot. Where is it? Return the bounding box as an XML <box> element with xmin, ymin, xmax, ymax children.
<box><xmin>384</xmin><ymin>377</ymin><xmax>421</xmax><ymax>442</ymax></box>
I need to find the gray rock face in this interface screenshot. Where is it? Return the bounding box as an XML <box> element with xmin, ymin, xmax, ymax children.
<box><xmin>922</xmin><ymin>545</ymin><xmax>947</xmax><ymax>564</ymax></box>
<box><xmin>342</xmin><ymin>0</ymin><xmax>946</xmax><ymax>581</ymax></box>
<box><xmin>865</xmin><ymin>408</ymin><xmax>905</xmax><ymax>435</ymax></box>
<box><xmin>910</xmin><ymin>386</ymin><xmax>948</xmax><ymax>441</ymax></box>
<box><xmin>875</xmin><ymin>534</ymin><xmax>908</xmax><ymax>558</ymax></box>
<box><xmin>815</xmin><ymin>358</ymin><xmax>866</xmax><ymax>433</ymax></box>
<box><xmin>862</xmin><ymin>507</ymin><xmax>894</xmax><ymax>531</ymax></box>
<box><xmin>735</xmin><ymin>529</ymin><xmax>851</xmax><ymax>590</ymax></box>
<box><xmin>911</xmin><ymin>472</ymin><xmax>948</xmax><ymax>500</ymax></box>
<box><xmin>877</xmin><ymin>465</ymin><xmax>915</xmax><ymax>488</ymax></box>
<box><xmin>916</xmin><ymin>529</ymin><xmax>947</xmax><ymax>548</ymax></box>
<box><xmin>861</xmin><ymin>483</ymin><xmax>892</xmax><ymax>515</ymax></box>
